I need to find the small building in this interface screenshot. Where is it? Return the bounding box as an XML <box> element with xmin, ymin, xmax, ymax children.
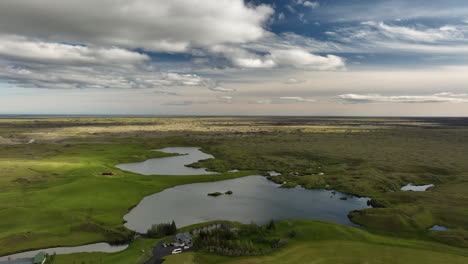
<box><xmin>175</xmin><ymin>232</ymin><xmax>192</xmax><ymax>245</ymax></box>
<box><xmin>33</xmin><ymin>252</ymin><xmax>46</xmax><ymax>264</ymax></box>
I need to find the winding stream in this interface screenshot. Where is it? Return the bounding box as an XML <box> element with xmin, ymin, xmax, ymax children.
<box><xmin>0</xmin><ymin>243</ymin><xmax>127</xmax><ymax>261</ymax></box>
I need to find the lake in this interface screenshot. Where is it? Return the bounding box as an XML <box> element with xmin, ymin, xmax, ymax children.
<box><xmin>124</xmin><ymin>175</ymin><xmax>371</xmax><ymax>233</ymax></box>
<box><xmin>116</xmin><ymin>147</ymin><xmax>219</xmax><ymax>175</ymax></box>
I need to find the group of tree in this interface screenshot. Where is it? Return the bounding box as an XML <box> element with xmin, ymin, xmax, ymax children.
<box><xmin>193</xmin><ymin>220</ymin><xmax>287</xmax><ymax>257</ymax></box>
<box><xmin>146</xmin><ymin>220</ymin><xmax>177</xmax><ymax>238</ymax></box>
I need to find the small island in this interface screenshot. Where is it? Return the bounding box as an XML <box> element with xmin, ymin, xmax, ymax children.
<box><xmin>207</xmin><ymin>190</ymin><xmax>233</xmax><ymax>197</ymax></box>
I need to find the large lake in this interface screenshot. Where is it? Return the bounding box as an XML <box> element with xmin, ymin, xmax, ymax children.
<box><xmin>116</xmin><ymin>147</ymin><xmax>219</xmax><ymax>175</ymax></box>
<box><xmin>124</xmin><ymin>175</ymin><xmax>371</xmax><ymax>233</ymax></box>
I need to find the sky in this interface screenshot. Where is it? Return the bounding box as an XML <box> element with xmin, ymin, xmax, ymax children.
<box><xmin>1</xmin><ymin>0</ymin><xmax>468</xmax><ymax>116</ymax></box>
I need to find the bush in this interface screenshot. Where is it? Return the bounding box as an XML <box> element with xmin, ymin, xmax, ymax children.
<box><xmin>287</xmin><ymin>230</ymin><xmax>297</xmax><ymax>238</ymax></box>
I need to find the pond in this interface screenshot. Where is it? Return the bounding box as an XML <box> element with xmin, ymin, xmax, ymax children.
<box><xmin>116</xmin><ymin>147</ymin><xmax>219</xmax><ymax>175</ymax></box>
<box><xmin>429</xmin><ymin>225</ymin><xmax>449</xmax><ymax>231</ymax></box>
<box><xmin>401</xmin><ymin>183</ymin><xmax>434</xmax><ymax>191</ymax></box>
<box><xmin>0</xmin><ymin>243</ymin><xmax>127</xmax><ymax>261</ymax></box>
<box><xmin>124</xmin><ymin>175</ymin><xmax>371</xmax><ymax>233</ymax></box>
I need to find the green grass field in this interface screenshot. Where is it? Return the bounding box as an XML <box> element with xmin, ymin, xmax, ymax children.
<box><xmin>0</xmin><ymin>116</ymin><xmax>467</xmax><ymax>262</ymax></box>
<box><xmin>165</xmin><ymin>220</ymin><xmax>468</xmax><ymax>264</ymax></box>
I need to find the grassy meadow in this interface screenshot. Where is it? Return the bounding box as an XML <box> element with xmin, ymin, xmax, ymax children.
<box><xmin>165</xmin><ymin>220</ymin><xmax>468</xmax><ymax>264</ymax></box>
<box><xmin>0</xmin><ymin>116</ymin><xmax>467</xmax><ymax>261</ymax></box>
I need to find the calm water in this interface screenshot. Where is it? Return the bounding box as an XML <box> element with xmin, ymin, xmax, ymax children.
<box><xmin>124</xmin><ymin>175</ymin><xmax>371</xmax><ymax>233</ymax></box>
<box><xmin>116</xmin><ymin>147</ymin><xmax>219</xmax><ymax>175</ymax></box>
<box><xmin>429</xmin><ymin>225</ymin><xmax>448</xmax><ymax>231</ymax></box>
<box><xmin>401</xmin><ymin>183</ymin><xmax>434</xmax><ymax>191</ymax></box>
<box><xmin>0</xmin><ymin>243</ymin><xmax>127</xmax><ymax>261</ymax></box>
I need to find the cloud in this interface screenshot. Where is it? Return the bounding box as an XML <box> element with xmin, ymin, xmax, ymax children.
<box><xmin>0</xmin><ymin>45</ymin><xmax>207</xmax><ymax>89</ymax></box>
<box><xmin>0</xmin><ymin>35</ymin><xmax>149</xmax><ymax>65</ymax></box>
<box><xmin>218</xmin><ymin>96</ymin><xmax>233</xmax><ymax>103</ymax></box>
<box><xmin>279</xmin><ymin>96</ymin><xmax>316</xmax><ymax>102</ymax></box>
<box><xmin>284</xmin><ymin>78</ymin><xmax>306</xmax><ymax>84</ymax></box>
<box><xmin>163</xmin><ymin>101</ymin><xmax>193</xmax><ymax>106</ymax></box>
<box><xmin>212</xmin><ymin>44</ymin><xmax>346</xmax><ymax>70</ymax></box>
<box><xmin>154</xmin><ymin>90</ymin><xmax>178</xmax><ymax>96</ymax></box>
<box><xmin>336</xmin><ymin>93</ymin><xmax>468</xmax><ymax>104</ymax></box>
<box><xmin>324</xmin><ymin>21</ymin><xmax>468</xmax><ymax>55</ymax></box>
<box><xmin>249</xmin><ymin>99</ymin><xmax>274</xmax><ymax>104</ymax></box>
<box><xmin>278</xmin><ymin>12</ymin><xmax>285</xmax><ymax>21</ymax></box>
<box><xmin>249</xmin><ymin>96</ymin><xmax>316</xmax><ymax>104</ymax></box>
<box><xmin>433</xmin><ymin>92</ymin><xmax>468</xmax><ymax>97</ymax></box>
<box><xmin>312</xmin><ymin>0</ymin><xmax>468</xmax><ymax>22</ymax></box>
<box><xmin>295</xmin><ymin>1</ymin><xmax>320</xmax><ymax>9</ymax></box>
<box><xmin>208</xmin><ymin>86</ymin><xmax>236</xmax><ymax>93</ymax></box>
<box><xmin>270</xmin><ymin>49</ymin><xmax>345</xmax><ymax>70</ymax></box>
<box><xmin>0</xmin><ymin>0</ymin><xmax>274</xmax><ymax>53</ymax></box>
<box><xmin>360</xmin><ymin>21</ymin><xmax>465</xmax><ymax>43</ymax></box>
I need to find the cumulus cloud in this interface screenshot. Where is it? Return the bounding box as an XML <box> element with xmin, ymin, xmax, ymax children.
<box><xmin>212</xmin><ymin>44</ymin><xmax>345</xmax><ymax>70</ymax></box>
<box><xmin>336</xmin><ymin>93</ymin><xmax>468</xmax><ymax>104</ymax></box>
<box><xmin>0</xmin><ymin>0</ymin><xmax>274</xmax><ymax>53</ymax></box>
<box><xmin>284</xmin><ymin>78</ymin><xmax>306</xmax><ymax>84</ymax></box>
<box><xmin>0</xmin><ymin>34</ymin><xmax>149</xmax><ymax>65</ymax></box>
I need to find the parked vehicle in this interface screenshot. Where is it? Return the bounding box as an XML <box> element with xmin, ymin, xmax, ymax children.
<box><xmin>184</xmin><ymin>246</ymin><xmax>189</xmax><ymax>249</ymax></box>
<box><xmin>172</xmin><ymin>248</ymin><xmax>182</xmax><ymax>254</ymax></box>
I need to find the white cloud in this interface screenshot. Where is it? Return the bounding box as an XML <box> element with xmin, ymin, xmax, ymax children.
<box><xmin>163</xmin><ymin>101</ymin><xmax>193</xmax><ymax>106</ymax></box>
<box><xmin>270</xmin><ymin>49</ymin><xmax>345</xmax><ymax>70</ymax></box>
<box><xmin>0</xmin><ymin>0</ymin><xmax>274</xmax><ymax>53</ymax></box>
<box><xmin>0</xmin><ymin>34</ymin><xmax>149</xmax><ymax>65</ymax></box>
<box><xmin>249</xmin><ymin>99</ymin><xmax>274</xmax><ymax>104</ymax></box>
<box><xmin>324</xmin><ymin>22</ymin><xmax>468</xmax><ymax>55</ymax></box>
<box><xmin>297</xmin><ymin>1</ymin><xmax>320</xmax><ymax>9</ymax></box>
<box><xmin>278</xmin><ymin>12</ymin><xmax>286</xmax><ymax>21</ymax></box>
<box><xmin>218</xmin><ymin>96</ymin><xmax>233</xmax><ymax>103</ymax></box>
<box><xmin>279</xmin><ymin>96</ymin><xmax>316</xmax><ymax>102</ymax></box>
<box><xmin>212</xmin><ymin>43</ymin><xmax>345</xmax><ymax>70</ymax></box>
<box><xmin>433</xmin><ymin>92</ymin><xmax>468</xmax><ymax>97</ymax></box>
<box><xmin>313</xmin><ymin>1</ymin><xmax>468</xmax><ymax>22</ymax></box>
<box><xmin>154</xmin><ymin>90</ymin><xmax>178</xmax><ymax>96</ymax></box>
<box><xmin>336</xmin><ymin>93</ymin><xmax>468</xmax><ymax>104</ymax></box>
<box><xmin>362</xmin><ymin>22</ymin><xmax>465</xmax><ymax>43</ymax></box>
<box><xmin>208</xmin><ymin>86</ymin><xmax>236</xmax><ymax>92</ymax></box>
<box><xmin>284</xmin><ymin>78</ymin><xmax>306</xmax><ymax>84</ymax></box>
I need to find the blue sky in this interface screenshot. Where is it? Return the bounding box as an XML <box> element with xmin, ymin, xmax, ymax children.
<box><xmin>0</xmin><ymin>0</ymin><xmax>468</xmax><ymax>115</ymax></box>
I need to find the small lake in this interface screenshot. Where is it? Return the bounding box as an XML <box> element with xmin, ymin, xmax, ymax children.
<box><xmin>0</xmin><ymin>243</ymin><xmax>127</xmax><ymax>261</ymax></box>
<box><xmin>124</xmin><ymin>175</ymin><xmax>371</xmax><ymax>233</ymax></box>
<box><xmin>116</xmin><ymin>147</ymin><xmax>219</xmax><ymax>175</ymax></box>
<box><xmin>401</xmin><ymin>183</ymin><xmax>434</xmax><ymax>191</ymax></box>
